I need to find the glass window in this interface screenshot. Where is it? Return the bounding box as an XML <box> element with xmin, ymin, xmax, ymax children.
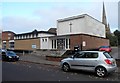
<box><xmin>69</xmin><ymin>39</ymin><xmax>70</xmax><ymax>48</ymax></box>
<box><xmin>83</xmin><ymin>53</ymin><xmax>98</xmax><ymax>58</ymax></box>
<box><xmin>8</xmin><ymin>33</ymin><xmax>11</xmax><ymax>36</ymax></box>
<box><xmin>66</xmin><ymin>39</ymin><xmax>68</xmax><ymax>49</ymax></box>
<box><xmin>75</xmin><ymin>52</ymin><xmax>84</xmax><ymax>58</ymax></box>
<box><xmin>3</xmin><ymin>42</ymin><xmax>6</xmax><ymax>49</ymax></box>
<box><xmin>104</xmin><ymin>52</ymin><xmax>112</xmax><ymax>58</ymax></box>
<box><xmin>76</xmin><ymin>52</ymin><xmax>98</xmax><ymax>58</ymax></box>
<box><xmin>45</xmin><ymin>39</ymin><xmax>47</xmax><ymax>42</ymax></box>
<box><xmin>52</xmin><ymin>40</ymin><xmax>54</xmax><ymax>49</ymax></box>
<box><xmin>9</xmin><ymin>42</ymin><xmax>14</xmax><ymax>49</ymax></box>
<box><xmin>42</xmin><ymin>39</ymin><xmax>44</xmax><ymax>42</ymax></box>
<box><xmin>54</xmin><ymin>40</ymin><xmax>56</xmax><ymax>49</ymax></box>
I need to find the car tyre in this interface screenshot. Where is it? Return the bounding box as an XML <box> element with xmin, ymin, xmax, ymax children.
<box><xmin>62</xmin><ymin>63</ymin><xmax>70</xmax><ymax>72</ymax></box>
<box><xmin>95</xmin><ymin>67</ymin><xmax>107</xmax><ymax>77</ymax></box>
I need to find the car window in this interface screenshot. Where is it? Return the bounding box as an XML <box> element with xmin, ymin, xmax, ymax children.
<box><xmin>6</xmin><ymin>51</ymin><xmax>16</xmax><ymax>56</ymax></box>
<box><xmin>103</xmin><ymin>52</ymin><xmax>112</xmax><ymax>58</ymax></box>
<box><xmin>100</xmin><ymin>46</ymin><xmax>109</xmax><ymax>48</ymax></box>
<box><xmin>76</xmin><ymin>52</ymin><xmax>98</xmax><ymax>58</ymax></box>
<box><xmin>74</xmin><ymin>52</ymin><xmax>84</xmax><ymax>58</ymax></box>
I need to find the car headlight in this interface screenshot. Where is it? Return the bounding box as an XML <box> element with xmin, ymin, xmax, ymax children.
<box><xmin>16</xmin><ymin>56</ymin><xmax>19</xmax><ymax>58</ymax></box>
<box><xmin>8</xmin><ymin>56</ymin><xmax>12</xmax><ymax>58</ymax></box>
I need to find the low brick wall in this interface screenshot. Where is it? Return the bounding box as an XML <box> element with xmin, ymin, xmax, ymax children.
<box><xmin>46</xmin><ymin>56</ymin><xmax>63</xmax><ymax>62</ymax></box>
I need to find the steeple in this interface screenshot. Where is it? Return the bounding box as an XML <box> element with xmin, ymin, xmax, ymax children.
<box><xmin>102</xmin><ymin>2</ymin><xmax>107</xmax><ymax>26</ymax></box>
<box><xmin>102</xmin><ymin>2</ymin><xmax>111</xmax><ymax>34</ymax></box>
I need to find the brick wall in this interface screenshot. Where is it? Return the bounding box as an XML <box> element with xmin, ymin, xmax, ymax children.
<box><xmin>14</xmin><ymin>38</ymin><xmax>40</xmax><ymax>50</ymax></box>
<box><xmin>2</xmin><ymin>32</ymin><xmax>14</xmax><ymax>41</ymax></box>
<box><xmin>70</xmin><ymin>34</ymin><xmax>109</xmax><ymax>50</ymax></box>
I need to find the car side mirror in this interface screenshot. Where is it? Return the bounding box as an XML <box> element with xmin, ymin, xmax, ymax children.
<box><xmin>71</xmin><ymin>55</ymin><xmax>75</xmax><ymax>59</ymax></box>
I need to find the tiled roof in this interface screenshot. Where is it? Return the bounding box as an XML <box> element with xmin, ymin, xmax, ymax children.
<box><xmin>15</xmin><ymin>30</ymin><xmax>56</xmax><ymax>36</ymax></box>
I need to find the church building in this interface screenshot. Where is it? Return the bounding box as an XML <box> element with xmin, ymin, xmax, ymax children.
<box><xmin>3</xmin><ymin>3</ymin><xmax>110</xmax><ymax>51</ymax></box>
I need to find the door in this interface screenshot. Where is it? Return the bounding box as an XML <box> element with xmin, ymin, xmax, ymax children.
<box><xmin>70</xmin><ymin>52</ymin><xmax>99</xmax><ymax>71</ymax></box>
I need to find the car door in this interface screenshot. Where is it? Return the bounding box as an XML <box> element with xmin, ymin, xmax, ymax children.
<box><xmin>78</xmin><ymin>52</ymin><xmax>99</xmax><ymax>71</ymax></box>
<box><xmin>70</xmin><ymin>52</ymin><xmax>99</xmax><ymax>71</ymax></box>
<box><xmin>70</xmin><ymin>52</ymin><xmax>85</xmax><ymax>70</ymax></box>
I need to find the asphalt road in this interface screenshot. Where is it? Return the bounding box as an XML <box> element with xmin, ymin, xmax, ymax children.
<box><xmin>2</xmin><ymin>61</ymin><xmax>119</xmax><ymax>82</ymax></box>
<box><xmin>111</xmin><ymin>47</ymin><xmax>119</xmax><ymax>59</ymax></box>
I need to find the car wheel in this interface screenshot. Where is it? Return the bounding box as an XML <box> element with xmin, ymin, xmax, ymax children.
<box><xmin>95</xmin><ymin>67</ymin><xmax>107</xmax><ymax>77</ymax></box>
<box><xmin>62</xmin><ymin>63</ymin><xmax>70</xmax><ymax>72</ymax></box>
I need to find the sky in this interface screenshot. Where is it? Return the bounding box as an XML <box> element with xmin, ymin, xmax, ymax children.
<box><xmin>0</xmin><ymin>0</ymin><xmax>119</xmax><ymax>34</ymax></box>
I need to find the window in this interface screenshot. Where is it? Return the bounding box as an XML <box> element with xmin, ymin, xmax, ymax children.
<box><xmin>83</xmin><ymin>52</ymin><xmax>98</xmax><ymax>58</ymax></box>
<box><xmin>8</xmin><ymin>33</ymin><xmax>11</xmax><ymax>36</ymax></box>
<box><xmin>104</xmin><ymin>52</ymin><xmax>112</xmax><ymax>58</ymax></box>
<box><xmin>66</xmin><ymin>39</ymin><xmax>68</xmax><ymax>49</ymax></box>
<box><xmin>9</xmin><ymin>42</ymin><xmax>14</xmax><ymax>49</ymax></box>
<box><xmin>45</xmin><ymin>39</ymin><xmax>47</xmax><ymax>42</ymax></box>
<box><xmin>75</xmin><ymin>52</ymin><xmax>84</xmax><ymax>58</ymax></box>
<box><xmin>42</xmin><ymin>39</ymin><xmax>44</xmax><ymax>42</ymax></box>
<box><xmin>69</xmin><ymin>39</ymin><xmax>70</xmax><ymax>48</ymax></box>
<box><xmin>52</xmin><ymin>40</ymin><xmax>54</xmax><ymax>49</ymax></box>
<box><xmin>3</xmin><ymin>42</ymin><xmax>6</xmax><ymax>49</ymax></box>
<box><xmin>54</xmin><ymin>40</ymin><xmax>56</xmax><ymax>49</ymax></box>
<box><xmin>75</xmin><ymin>52</ymin><xmax>98</xmax><ymax>58</ymax></box>
<box><xmin>8</xmin><ymin>37</ymin><xmax>10</xmax><ymax>40</ymax></box>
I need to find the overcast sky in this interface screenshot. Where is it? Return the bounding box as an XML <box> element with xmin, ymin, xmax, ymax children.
<box><xmin>0</xmin><ymin>0</ymin><xmax>119</xmax><ymax>34</ymax></box>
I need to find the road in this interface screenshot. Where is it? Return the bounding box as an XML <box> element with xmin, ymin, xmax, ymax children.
<box><xmin>111</xmin><ymin>47</ymin><xmax>119</xmax><ymax>59</ymax></box>
<box><xmin>2</xmin><ymin>61</ymin><xmax>119</xmax><ymax>82</ymax></box>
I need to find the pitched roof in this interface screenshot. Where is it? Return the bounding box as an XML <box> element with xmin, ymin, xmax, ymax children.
<box><xmin>15</xmin><ymin>29</ymin><xmax>56</xmax><ymax>36</ymax></box>
<box><xmin>48</xmin><ymin>28</ymin><xmax>57</xmax><ymax>34</ymax></box>
<box><xmin>2</xmin><ymin>31</ymin><xmax>16</xmax><ymax>34</ymax></box>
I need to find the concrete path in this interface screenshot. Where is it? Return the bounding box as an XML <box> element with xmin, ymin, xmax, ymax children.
<box><xmin>19</xmin><ymin>54</ymin><xmax>60</xmax><ymax>66</ymax></box>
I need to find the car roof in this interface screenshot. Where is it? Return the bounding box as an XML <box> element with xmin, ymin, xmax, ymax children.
<box><xmin>79</xmin><ymin>51</ymin><xmax>104</xmax><ymax>53</ymax></box>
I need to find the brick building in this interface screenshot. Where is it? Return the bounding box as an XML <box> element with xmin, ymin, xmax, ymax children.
<box><xmin>49</xmin><ymin>14</ymin><xmax>109</xmax><ymax>50</ymax></box>
<box><xmin>2</xmin><ymin>31</ymin><xmax>15</xmax><ymax>49</ymax></box>
<box><xmin>4</xmin><ymin>14</ymin><xmax>109</xmax><ymax>51</ymax></box>
<box><xmin>14</xmin><ymin>30</ymin><xmax>56</xmax><ymax>50</ymax></box>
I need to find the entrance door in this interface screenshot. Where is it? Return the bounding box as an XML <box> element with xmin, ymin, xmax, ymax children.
<box><xmin>57</xmin><ymin>39</ymin><xmax>65</xmax><ymax>50</ymax></box>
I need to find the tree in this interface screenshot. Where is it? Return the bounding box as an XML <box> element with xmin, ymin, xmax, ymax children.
<box><xmin>114</xmin><ymin>30</ymin><xmax>120</xmax><ymax>45</ymax></box>
<box><xmin>106</xmin><ymin>33</ymin><xmax>118</xmax><ymax>46</ymax></box>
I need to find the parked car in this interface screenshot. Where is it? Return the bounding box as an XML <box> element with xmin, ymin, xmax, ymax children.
<box><xmin>99</xmin><ymin>46</ymin><xmax>112</xmax><ymax>53</ymax></box>
<box><xmin>2</xmin><ymin>51</ymin><xmax>19</xmax><ymax>61</ymax></box>
<box><xmin>0</xmin><ymin>49</ymin><xmax>7</xmax><ymax>54</ymax></box>
<box><xmin>60</xmin><ymin>51</ymin><xmax>117</xmax><ymax>77</ymax></box>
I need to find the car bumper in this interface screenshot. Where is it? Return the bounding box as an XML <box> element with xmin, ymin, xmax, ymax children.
<box><xmin>8</xmin><ymin>58</ymin><xmax>19</xmax><ymax>61</ymax></box>
<box><xmin>106</xmin><ymin>66</ymin><xmax>117</xmax><ymax>73</ymax></box>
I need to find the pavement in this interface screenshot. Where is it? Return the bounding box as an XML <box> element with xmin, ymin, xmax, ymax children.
<box><xmin>19</xmin><ymin>53</ymin><xmax>120</xmax><ymax>73</ymax></box>
<box><xmin>19</xmin><ymin>54</ymin><xmax>60</xmax><ymax>66</ymax></box>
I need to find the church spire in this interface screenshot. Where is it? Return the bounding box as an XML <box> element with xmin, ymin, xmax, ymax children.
<box><xmin>102</xmin><ymin>2</ymin><xmax>107</xmax><ymax>25</ymax></box>
<box><xmin>102</xmin><ymin>2</ymin><xmax>111</xmax><ymax>34</ymax></box>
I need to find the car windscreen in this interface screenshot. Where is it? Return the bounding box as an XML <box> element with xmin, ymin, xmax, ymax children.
<box><xmin>100</xmin><ymin>46</ymin><xmax>109</xmax><ymax>48</ymax></box>
<box><xmin>103</xmin><ymin>52</ymin><xmax>112</xmax><ymax>58</ymax></box>
<box><xmin>6</xmin><ymin>51</ymin><xmax>16</xmax><ymax>56</ymax></box>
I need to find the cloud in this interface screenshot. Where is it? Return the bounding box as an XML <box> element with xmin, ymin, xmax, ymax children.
<box><xmin>2</xmin><ymin>16</ymin><xmax>45</xmax><ymax>33</ymax></box>
<box><xmin>2</xmin><ymin>2</ymin><xmax>118</xmax><ymax>33</ymax></box>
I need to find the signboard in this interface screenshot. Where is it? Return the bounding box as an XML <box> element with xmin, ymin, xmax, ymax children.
<box><xmin>82</xmin><ymin>41</ymin><xmax>86</xmax><ymax>47</ymax></box>
<box><xmin>32</xmin><ymin>44</ymin><xmax>36</xmax><ymax>49</ymax></box>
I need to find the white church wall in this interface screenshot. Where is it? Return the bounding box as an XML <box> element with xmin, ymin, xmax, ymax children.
<box><xmin>57</xmin><ymin>14</ymin><xmax>106</xmax><ymax>38</ymax></box>
<box><xmin>85</xmin><ymin>15</ymin><xmax>106</xmax><ymax>38</ymax></box>
<box><xmin>40</xmin><ymin>37</ymin><xmax>52</xmax><ymax>49</ymax></box>
<box><xmin>57</xmin><ymin>16</ymin><xmax>86</xmax><ymax>36</ymax></box>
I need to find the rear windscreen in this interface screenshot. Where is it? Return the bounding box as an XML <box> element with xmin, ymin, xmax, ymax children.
<box><xmin>103</xmin><ymin>52</ymin><xmax>113</xmax><ymax>58</ymax></box>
